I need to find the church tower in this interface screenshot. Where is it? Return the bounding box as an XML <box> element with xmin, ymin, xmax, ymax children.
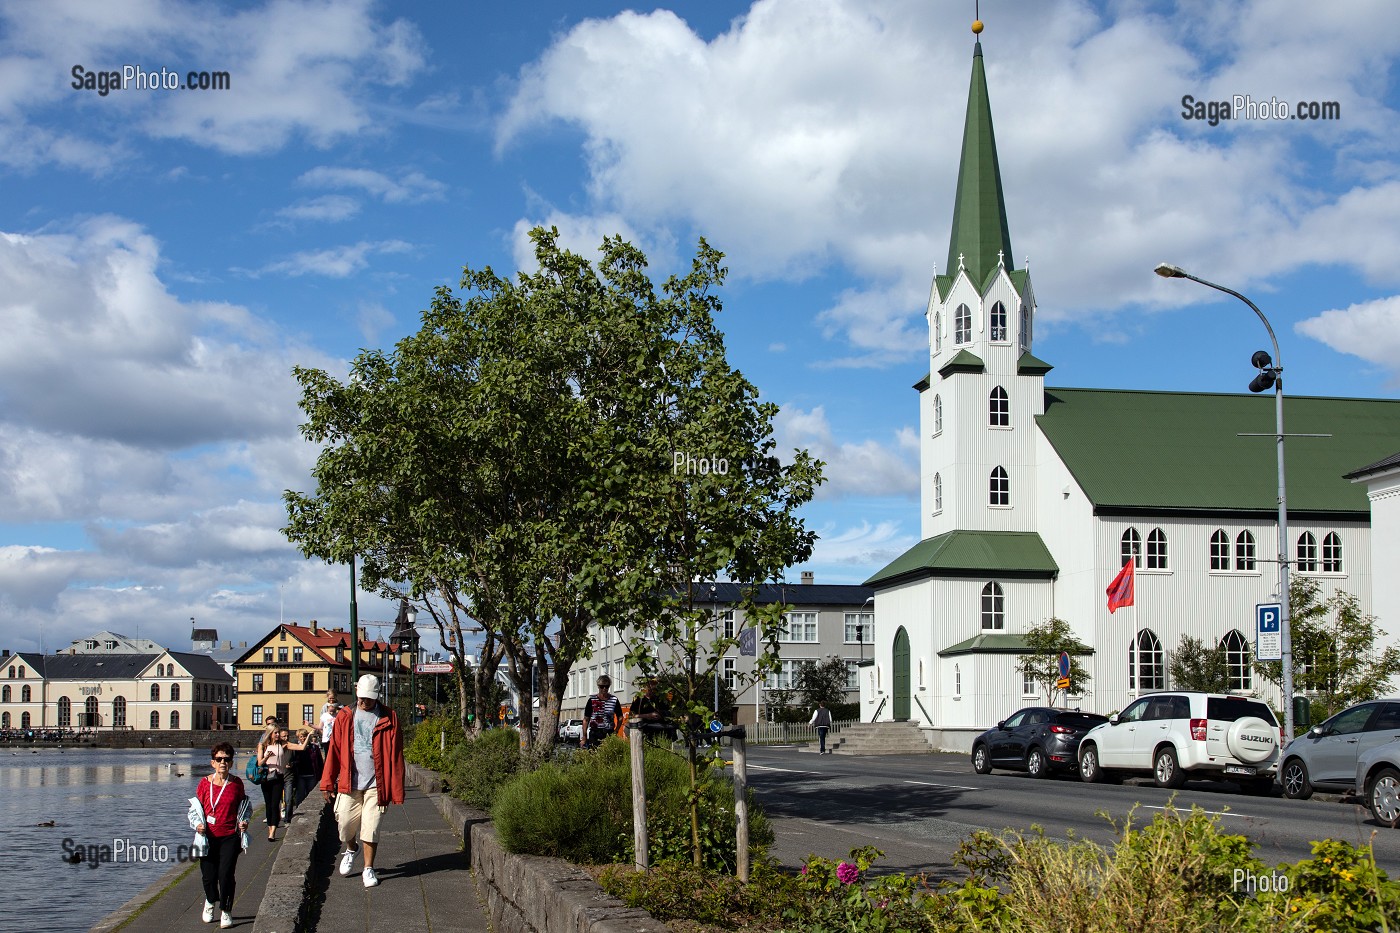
<box><xmin>919</xmin><ymin>36</ymin><xmax>1050</xmax><ymax>540</ymax></box>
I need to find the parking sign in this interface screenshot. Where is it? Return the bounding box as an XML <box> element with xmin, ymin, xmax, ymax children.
<box><xmin>1256</xmin><ymin>603</ymin><xmax>1282</xmax><ymax>661</ymax></box>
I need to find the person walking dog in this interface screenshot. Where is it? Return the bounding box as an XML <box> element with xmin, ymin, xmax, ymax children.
<box><xmin>321</xmin><ymin>674</ymin><xmax>405</xmax><ymax>888</ymax></box>
<box><xmin>809</xmin><ymin>701</ymin><xmax>833</xmax><ymax>754</ymax></box>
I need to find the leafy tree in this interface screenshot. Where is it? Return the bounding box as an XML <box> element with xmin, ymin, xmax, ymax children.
<box><xmin>1257</xmin><ymin>577</ymin><xmax>1400</xmax><ymax>724</ymax></box>
<box><xmin>795</xmin><ymin>655</ymin><xmax>851</xmax><ymax>709</ymax></box>
<box><xmin>1168</xmin><ymin>636</ymin><xmax>1232</xmax><ymax>693</ymax></box>
<box><xmin>1015</xmin><ymin>618</ymin><xmax>1091</xmax><ymax>704</ymax></box>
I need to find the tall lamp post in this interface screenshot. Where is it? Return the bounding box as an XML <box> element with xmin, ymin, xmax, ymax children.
<box><xmin>349</xmin><ymin>556</ymin><xmax>360</xmax><ymax>687</ymax></box>
<box><xmin>1154</xmin><ymin>263</ymin><xmax>1295</xmax><ymax>739</ymax></box>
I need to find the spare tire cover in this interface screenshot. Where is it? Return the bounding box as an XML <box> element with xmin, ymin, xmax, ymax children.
<box><xmin>1226</xmin><ymin>716</ymin><xmax>1278</xmax><ymax>763</ymax></box>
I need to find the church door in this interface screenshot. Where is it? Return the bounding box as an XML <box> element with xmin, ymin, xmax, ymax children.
<box><xmin>893</xmin><ymin>627</ymin><xmax>911</xmax><ymax>722</ymax></box>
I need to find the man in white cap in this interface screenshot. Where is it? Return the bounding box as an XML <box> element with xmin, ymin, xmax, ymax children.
<box><xmin>321</xmin><ymin>673</ymin><xmax>405</xmax><ymax>888</ymax></box>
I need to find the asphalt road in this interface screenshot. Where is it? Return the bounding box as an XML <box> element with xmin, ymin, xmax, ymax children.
<box><xmin>741</xmin><ymin>746</ymin><xmax>1400</xmax><ymax>880</ymax></box>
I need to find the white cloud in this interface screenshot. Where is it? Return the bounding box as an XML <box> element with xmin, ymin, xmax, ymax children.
<box><xmin>298</xmin><ymin>166</ymin><xmax>447</xmax><ymax>204</ymax></box>
<box><xmin>259</xmin><ymin>239</ymin><xmax>412</xmax><ymax>278</ymax></box>
<box><xmin>275</xmin><ymin>194</ymin><xmax>361</xmax><ymax>223</ymax></box>
<box><xmin>774</xmin><ymin>404</ymin><xmax>917</xmax><ymax>499</ymax></box>
<box><xmin>0</xmin><ymin>0</ymin><xmax>428</xmax><ymax>165</ymax></box>
<box><xmin>508</xmin><ymin>211</ymin><xmax>658</xmax><ymax>273</ymax></box>
<box><xmin>497</xmin><ymin>0</ymin><xmax>1400</xmax><ymax>362</ymax></box>
<box><xmin>1296</xmin><ymin>295</ymin><xmax>1400</xmax><ymax>384</ymax></box>
<box><xmin>808</xmin><ymin>520</ymin><xmax>915</xmax><ymax>569</ymax></box>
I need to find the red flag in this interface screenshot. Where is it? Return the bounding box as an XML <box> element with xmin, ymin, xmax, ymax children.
<box><xmin>1106</xmin><ymin>561</ymin><xmax>1134</xmax><ymax>614</ymax></box>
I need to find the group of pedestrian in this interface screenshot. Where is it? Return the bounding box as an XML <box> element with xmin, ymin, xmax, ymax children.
<box><xmin>190</xmin><ymin>674</ymin><xmax>404</xmax><ymax>924</ymax></box>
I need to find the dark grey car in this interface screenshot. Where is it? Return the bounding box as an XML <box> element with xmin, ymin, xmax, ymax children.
<box><xmin>971</xmin><ymin>707</ymin><xmax>1108</xmax><ymax>778</ymax></box>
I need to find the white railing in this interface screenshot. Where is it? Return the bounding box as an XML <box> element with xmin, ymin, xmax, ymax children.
<box><xmin>747</xmin><ymin>718</ymin><xmax>857</xmax><ymax>745</ymax></box>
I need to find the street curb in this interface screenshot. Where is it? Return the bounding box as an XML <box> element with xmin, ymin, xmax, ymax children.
<box><xmin>251</xmin><ymin>800</ymin><xmax>333</xmax><ymax>933</ymax></box>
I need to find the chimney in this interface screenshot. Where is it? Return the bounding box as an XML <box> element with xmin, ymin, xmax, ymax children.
<box><xmin>310</xmin><ymin>619</ymin><xmax>319</xmax><ymax>635</ymax></box>
<box><xmin>801</xmin><ymin>571</ymin><xmax>814</xmax><ymax>585</ymax></box>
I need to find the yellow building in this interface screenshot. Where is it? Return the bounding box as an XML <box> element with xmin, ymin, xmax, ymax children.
<box><xmin>233</xmin><ymin>622</ymin><xmax>411</xmax><ymax>730</ymax></box>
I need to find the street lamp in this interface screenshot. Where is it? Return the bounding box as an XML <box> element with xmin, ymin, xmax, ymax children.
<box><xmin>349</xmin><ymin>555</ymin><xmax>360</xmax><ymax>687</ymax></box>
<box><xmin>1154</xmin><ymin>262</ymin><xmax>1296</xmax><ymax>738</ymax></box>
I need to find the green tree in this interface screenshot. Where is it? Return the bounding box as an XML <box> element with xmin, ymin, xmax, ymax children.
<box><xmin>1169</xmin><ymin>635</ymin><xmax>1232</xmax><ymax>693</ymax></box>
<box><xmin>1257</xmin><ymin>577</ymin><xmax>1400</xmax><ymax>724</ymax></box>
<box><xmin>1015</xmin><ymin>618</ymin><xmax>1091</xmax><ymax>704</ymax></box>
<box><xmin>795</xmin><ymin>655</ymin><xmax>851</xmax><ymax>709</ymax></box>
<box><xmin>284</xmin><ymin>229</ymin><xmax>821</xmax><ymax>775</ymax></box>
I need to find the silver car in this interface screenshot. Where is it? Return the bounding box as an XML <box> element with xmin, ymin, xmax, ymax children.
<box><xmin>1355</xmin><ymin>738</ymin><xmax>1400</xmax><ymax>826</ymax></box>
<box><xmin>1278</xmin><ymin>699</ymin><xmax>1400</xmax><ymax>799</ymax></box>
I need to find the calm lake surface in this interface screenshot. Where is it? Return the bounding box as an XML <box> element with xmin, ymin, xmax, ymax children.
<box><xmin>0</xmin><ymin>746</ymin><xmax>238</xmax><ymax>933</ymax></box>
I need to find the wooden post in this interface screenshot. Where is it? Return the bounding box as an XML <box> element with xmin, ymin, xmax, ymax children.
<box><xmin>732</xmin><ymin>729</ymin><xmax>749</xmax><ymax>882</ymax></box>
<box><xmin>629</xmin><ymin>723</ymin><xmax>648</xmax><ymax>871</ymax></box>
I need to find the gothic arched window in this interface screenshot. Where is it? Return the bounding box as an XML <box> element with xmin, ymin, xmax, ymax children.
<box><xmin>990</xmin><ymin>301</ymin><xmax>1007</xmax><ymax>342</ymax></box>
<box><xmin>1221</xmin><ymin>630</ymin><xmax>1252</xmax><ymax>691</ymax></box>
<box><xmin>1129</xmin><ymin>629</ymin><xmax>1164</xmax><ymax>690</ymax></box>
<box><xmin>989</xmin><ymin>386</ymin><xmax>1009</xmax><ymax>427</ymax></box>
<box><xmin>1210</xmin><ymin>530</ymin><xmax>1230</xmax><ymax>571</ymax></box>
<box><xmin>1235</xmin><ymin>531</ymin><xmax>1256</xmax><ymax>571</ymax></box>
<box><xmin>980</xmin><ymin>582</ymin><xmax>1005</xmax><ymax>630</ymax></box>
<box><xmin>989</xmin><ymin>466</ymin><xmax>1009</xmax><ymax>506</ymax></box>
<box><xmin>1121</xmin><ymin>528</ymin><xmax>1141</xmax><ymax>569</ymax></box>
<box><xmin>954</xmin><ymin>303</ymin><xmax>971</xmax><ymax>345</ymax></box>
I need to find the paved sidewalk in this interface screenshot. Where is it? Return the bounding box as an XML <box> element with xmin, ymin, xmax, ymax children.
<box><xmin>306</xmin><ymin>782</ymin><xmax>487</xmax><ymax>933</ymax></box>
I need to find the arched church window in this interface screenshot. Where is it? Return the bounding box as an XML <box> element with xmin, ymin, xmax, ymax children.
<box><xmin>1019</xmin><ymin>305</ymin><xmax>1031</xmax><ymax>350</ymax></box>
<box><xmin>980</xmin><ymin>583</ymin><xmax>1004</xmax><ymax>630</ymax></box>
<box><xmin>1121</xmin><ymin>528</ymin><xmax>1141</xmax><ymax>569</ymax></box>
<box><xmin>934</xmin><ymin>473</ymin><xmax>943</xmax><ymax>513</ymax></box>
<box><xmin>1210</xmin><ymin>530</ymin><xmax>1229</xmax><ymax>571</ymax></box>
<box><xmin>989</xmin><ymin>466</ymin><xmax>1009</xmax><ymax>506</ymax></box>
<box><xmin>1129</xmin><ymin>629</ymin><xmax>1164</xmax><ymax>690</ymax></box>
<box><xmin>954</xmin><ymin>304</ymin><xmax>971</xmax><ymax>345</ymax></box>
<box><xmin>934</xmin><ymin>312</ymin><xmax>942</xmax><ymax>352</ymax></box>
<box><xmin>1146</xmin><ymin>528</ymin><xmax>1168</xmax><ymax>569</ymax></box>
<box><xmin>1296</xmin><ymin>532</ymin><xmax>1317</xmax><ymax>572</ymax></box>
<box><xmin>933</xmin><ymin>395</ymin><xmax>942</xmax><ymax>435</ymax></box>
<box><xmin>990</xmin><ymin>301</ymin><xmax>1007</xmax><ymax>342</ymax></box>
<box><xmin>1322</xmin><ymin>533</ymin><xmax>1342</xmax><ymax>573</ymax></box>
<box><xmin>989</xmin><ymin>386</ymin><xmax>1009</xmax><ymax>426</ymax></box>
<box><xmin>1221</xmin><ymin>630</ymin><xmax>1252</xmax><ymax>691</ymax></box>
<box><xmin>1235</xmin><ymin>531</ymin><xmax>1256</xmax><ymax>571</ymax></box>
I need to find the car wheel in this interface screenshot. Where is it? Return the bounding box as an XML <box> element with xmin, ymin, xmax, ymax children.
<box><xmin>1154</xmin><ymin>746</ymin><xmax>1185</xmax><ymax>789</ymax></box>
<box><xmin>1079</xmin><ymin>745</ymin><xmax>1103</xmax><ymax>783</ymax></box>
<box><xmin>1026</xmin><ymin>747</ymin><xmax>1048</xmax><ymax>779</ymax></box>
<box><xmin>1281</xmin><ymin>758</ymin><xmax>1314</xmax><ymax>800</ymax></box>
<box><xmin>972</xmin><ymin>744</ymin><xmax>992</xmax><ymax>774</ymax></box>
<box><xmin>1368</xmin><ymin>768</ymin><xmax>1400</xmax><ymax>826</ymax></box>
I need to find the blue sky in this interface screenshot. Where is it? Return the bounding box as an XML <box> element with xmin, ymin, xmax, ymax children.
<box><xmin>2</xmin><ymin>0</ymin><xmax>1398</xmax><ymax>658</ymax></box>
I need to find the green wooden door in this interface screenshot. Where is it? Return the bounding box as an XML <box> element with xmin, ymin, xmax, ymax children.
<box><xmin>892</xmin><ymin>626</ymin><xmax>911</xmax><ymax>722</ymax></box>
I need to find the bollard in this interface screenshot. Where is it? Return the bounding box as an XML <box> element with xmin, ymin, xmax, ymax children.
<box><xmin>629</xmin><ymin>724</ymin><xmax>648</xmax><ymax>871</ymax></box>
<box><xmin>728</xmin><ymin>726</ymin><xmax>749</xmax><ymax>882</ymax></box>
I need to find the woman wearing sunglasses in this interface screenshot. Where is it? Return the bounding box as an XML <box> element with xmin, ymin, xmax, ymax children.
<box><xmin>193</xmin><ymin>742</ymin><xmax>250</xmax><ymax>928</ymax></box>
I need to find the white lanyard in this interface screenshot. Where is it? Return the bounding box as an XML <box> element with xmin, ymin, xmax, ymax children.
<box><xmin>206</xmin><ymin>777</ymin><xmax>229</xmax><ymax>819</ymax></box>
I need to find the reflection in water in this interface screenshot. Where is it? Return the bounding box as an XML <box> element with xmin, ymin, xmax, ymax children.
<box><xmin>0</xmin><ymin>747</ymin><xmax>222</xmax><ymax>933</ymax></box>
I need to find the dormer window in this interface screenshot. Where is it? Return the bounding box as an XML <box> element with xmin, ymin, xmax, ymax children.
<box><xmin>990</xmin><ymin>302</ymin><xmax>1007</xmax><ymax>342</ymax></box>
<box><xmin>85</xmin><ymin>639</ymin><xmax>98</xmax><ymax>650</ymax></box>
<box><xmin>954</xmin><ymin>303</ymin><xmax>971</xmax><ymax>345</ymax></box>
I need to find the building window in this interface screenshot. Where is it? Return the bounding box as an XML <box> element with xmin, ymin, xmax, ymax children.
<box><xmin>933</xmin><ymin>395</ymin><xmax>943</xmax><ymax>435</ymax></box>
<box><xmin>293</xmin><ymin>647</ymin><xmax>303</xmax><ymax>662</ymax></box>
<box><xmin>766</xmin><ymin>659</ymin><xmax>812</xmax><ymax>691</ymax></box>
<box><xmin>276</xmin><ymin>673</ymin><xmax>290</xmax><ymax>692</ymax></box>
<box><xmin>989</xmin><ymin>386</ymin><xmax>1009</xmax><ymax>427</ymax></box>
<box><xmin>1297</xmin><ymin>532</ymin><xmax>1318</xmax><ymax>572</ymax></box>
<box><xmin>844</xmin><ymin>612</ymin><xmax>873</xmax><ymax>644</ymax></box>
<box><xmin>21</xmin><ymin>684</ymin><xmax>30</xmax><ymax>702</ymax></box>
<box><xmin>303</xmin><ymin>673</ymin><xmax>315</xmax><ymax>691</ymax></box>
<box><xmin>278</xmin><ymin>647</ymin><xmax>288</xmax><ymax>663</ymax></box>
<box><xmin>1121</xmin><ymin>528</ymin><xmax>1142</xmax><ymax>569</ymax></box>
<box><xmin>86</xmin><ymin>639</ymin><xmax>98</xmax><ymax>650</ymax></box>
<box><xmin>1022</xmin><ymin>670</ymin><xmax>1037</xmax><ymax>697</ymax></box>
<box><xmin>113</xmin><ymin>696</ymin><xmax>126</xmax><ymax>727</ymax></box>
<box><xmin>170</xmin><ymin>711</ymin><xmax>179</xmax><ymax>729</ymax></box>
<box><xmin>3</xmin><ymin>712</ymin><xmax>10</xmax><ymax>728</ymax></box>
<box><xmin>723</xmin><ymin>658</ymin><xmax>737</xmax><ymax>689</ymax></box>
<box><xmin>6</xmin><ymin>667</ymin><xmax>12</xmax><ymax>678</ymax></box>
<box><xmin>263</xmin><ymin>648</ymin><xmax>273</xmax><ymax>663</ymax></box>
<box><xmin>954</xmin><ymin>303</ymin><xmax>971</xmax><ymax>345</ymax></box>
<box><xmin>981</xmin><ymin>582</ymin><xmax>1005</xmax><ymax>630</ymax></box>
<box><xmin>1210</xmin><ymin>530</ymin><xmax>1230</xmax><ymax>571</ymax></box>
<box><xmin>1</xmin><ymin>685</ymin><xmax>8</xmax><ymax>702</ymax></box>
<box><xmin>1129</xmin><ymin>629</ymin><xmax>1165</xmax><ymax>691</ymax></box>
<box><xmin>17</xmin><ymin>666</ymin><xmax>24</xmax><ymax>678</ymax></box>
<box><xmin>934</xmin><ymin>472</ymin><xmax>943</xmax><ymax>513</ymax></box>
<box><xmin>1146</xmin><ymin>528</ymin><xmax>1168</xmax><ymax>570</ymax></box>
<box><xmin>105</xmin><ymin>640</ymin><xmax>117</xmax><ymax>649</ymax></box>
<box><xmin>150</xmin><ymin>711</ymin><xmax>160</xmax><ymax>729</ymax></box>
<box><xmin>846</xmin><ymin>661</ymin><xmax>861</xmax><ymax>690</ymax></box>
<box><xmin>1019</xmin><ymin>305</ymin><xmax>1031</xmax><ymax>350</ymax></box>
<box><xmin>954</xmin><ymin>664</ymin><xmax>962</xmax><ymax>697</ymax></box>
<box><xmin>934</xmin><ymin>312</ymin><xmax>942</xmax><ymax>351</ymax></box>
<box><xmin>990</xmin><ymin>301</ymin><xmax>1008</xmax><ymax>342</ymax></box>
<box><xmin>720</xmin><ymin>610</ymin><xmax>735</xmax><ymax>639</ymax></box>
<box><xmin>170</xmin><ymin>684</ymin><xmax>180</xmax><ymax>702</ymax></box>
<box><xmin>781</xmin><ymin>612</ymin><xmax>819</xmax><ymax>643</ymax></box>
<box><xmin>252</xmin><ymin>674</ymin><xmax>264</xmax><ymax>693</ymax></box>
<box><xmin>1221</xmin><ymin>630</ymin><xmax>1252</xmax><ymax>692</ymax></box>
<box><xmin>252</xmin><ymin>705</ymin><xmax>263</xmax><ymax>725</ymax></box>
<box><xmin>989</xmin><ymin>466</ymin><xmax>1009</xmax><ymax>506</ymax></box>
<box><xmin>1235</xmin><ymin>531</ymin><xmax>1256</xmax><ymax>571</ymax></box>
<box><xmin>150</xmin><ymin>684</ymin><xmax>160</xmax><ymax>702</ymax></box>
<box><xmin>303</xmin><ymin>704</ymin><xmax>315</xmax><ymax>725</ymax></box>
<box><xmin>21</xmin><ymin>711</ymin><xmax>30</xmax><ymax>728</ymax></box>
<box><xmin>1322</xmin><ymin>532</ymin><xmax>1343</xmax><ymax>573</ymax></box>
<box><xmin>58</xmin><ymin>696</ymin><xmax>71</xmax><ymax>727</ymax></box>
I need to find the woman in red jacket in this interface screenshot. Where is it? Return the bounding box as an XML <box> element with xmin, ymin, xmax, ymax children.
<box><xmin>194</xmin><ymin>742</ymin><xmax>249</xmax><ymax>928</ymax></box>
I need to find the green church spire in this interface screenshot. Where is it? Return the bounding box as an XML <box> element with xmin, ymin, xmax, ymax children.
<box><xmin>946</xmin><ymin>40</ymin><xmax>1014</xmax><ymax>291</ymax></box>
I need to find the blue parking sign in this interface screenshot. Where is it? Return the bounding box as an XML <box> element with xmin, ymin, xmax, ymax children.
<box><xmin>1256</xmin><ymin>603</ymin><xmax>1282</xmax><ymax>661</ymax></box>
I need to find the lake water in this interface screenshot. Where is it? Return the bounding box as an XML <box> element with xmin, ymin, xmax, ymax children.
<box><xmin>0</xmin><ymin>746</ymin><xmax>239</xmax><ymax>933</ymax></box>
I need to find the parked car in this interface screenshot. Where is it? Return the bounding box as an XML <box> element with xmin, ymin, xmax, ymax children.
<box><xmin>557</xmin><ymin>719</ymin><xmax>584</xmax><ymax>743</ymax></box>
<box><xmin>1077</xmin><ymin>692</ymin><xmax>1281</xmax><ymax>793</ymax></box>
<box><xmin>1279</xmin><ymin>699</ymin><xmax>1400</xmax><ymax>799</ymax></box>
<box><xmin>971</xmin><ymin>707</ymin><xmax>1109</xmax><ymax>778</ymax></box>
<box><xmin>1356</xmin><ymin>738</ymin><xmax>1400</xmax><ymax>827</ymax></box>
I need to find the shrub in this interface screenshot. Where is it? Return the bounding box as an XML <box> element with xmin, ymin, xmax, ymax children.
<box><xmin>403</xmin><ymin>713</ymin><xmax>467</xmax><ymax>774</ymax></box>
<box><xmin>599</xmin><ymin>859</ymin><xmax>797</xmax><ymax>928</ymax></box>
<box><xmin>447</xmin><ymin>726</ymin><xmax>523</xmax><ymax>810</ymax></box>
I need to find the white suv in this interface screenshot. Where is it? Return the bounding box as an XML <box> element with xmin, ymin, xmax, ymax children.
<box><xmin>1077</xmin><ymin>692</ymin><xmax>1282</xmax><ymax>793</ymax></box>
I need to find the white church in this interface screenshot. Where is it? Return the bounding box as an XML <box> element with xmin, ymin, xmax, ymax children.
<box><xmin>861</xmin><ymin>37</ymin><xmax>1400</xmax><ymax>750</ymax></box>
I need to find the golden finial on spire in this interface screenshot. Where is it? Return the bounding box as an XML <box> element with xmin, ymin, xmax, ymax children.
<box><xmin>972</xmin><ymin>0</ymin><xmax>983</xmax><ymax>34</ymax></box>
<box><xmin>972</xmin><ymin>19</ymin><xmax>983</xmax><ymax>35</ymax></box>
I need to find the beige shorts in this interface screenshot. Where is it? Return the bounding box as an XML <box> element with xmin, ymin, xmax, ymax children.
<box><xmin>333</xmin><ymin>785</ymin><xmax>383</xmax><ymax>846</ymax></box>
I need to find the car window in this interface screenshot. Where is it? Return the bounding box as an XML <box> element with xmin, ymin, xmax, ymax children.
<box><xmin>1145</xmin><ymin>698</ymin><xmax>1176</xmax><ymax>721</ymax></box>
<box><xmin>1054</xmin><ymin>712</ymin><xmax>1108</xmax><ymax>729</ymax></box>
<box><xmin>1003</xmin><ymin>711</ymin><xmax>1028</xmax><ymax>729</ymax></box>
<box><xmin>1206</xmin><ymin>697</ymin><xmax>1279</xmax><ymax>725</ymax></box>
<box><xmin>1024</xmin><ymin>710</ymin><xmax>1051</xmax><ymax>726</ymax></box>
<box><xmin>1117</xmin><ymin>699</ymin><xmax>1150</xmax><ymax>723</ymax></box>
<box><xmin>1326</xmin><ymin>704</ymin><xmax>1376</xmax><ymax>735</ymax></box>
<box><xmin>1371</xmin><ymin>704</ymin><xmax>1400</xmax><ymax>731</ymax></box>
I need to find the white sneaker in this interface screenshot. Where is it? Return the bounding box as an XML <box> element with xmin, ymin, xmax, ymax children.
<box><xmin>219</xmin><ymin>911</ymin><xmax>233</xmax><ymax>929</ymax></box>
<box><xmin>202</xmin><ymin>901</ymin><xmax>216</xmax><ymax>923</ymax></box>
<box><xmin>362</xmin><ymin>867</ymin><xmax>379</xmax><ymax>888</ymax></box>
<box><xmin>338</xmin><ymin>849</ymin><xmax>357</xmax><ymax>876</ymax></box>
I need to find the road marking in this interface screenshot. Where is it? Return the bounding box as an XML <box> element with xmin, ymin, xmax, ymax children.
<box><xmin>1140</xmin><ymin>804</ymin><xmax>1247</xmax><ymax>819</ymax></box>
<box><xmin>749</xmin><ymin>764</ymin><xmax>818</xmax><ymax>774</ymax></box>
<box><xmin>903</xmin><ymin>779</ymin><xmax>978</xmax><ymax>791</ymax></box>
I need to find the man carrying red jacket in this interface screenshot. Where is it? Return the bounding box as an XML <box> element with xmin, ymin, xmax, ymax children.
<box><xmin>322</xmin><ymin>673</ymin><xmax>405</xmax><ymax>888</ymax></box>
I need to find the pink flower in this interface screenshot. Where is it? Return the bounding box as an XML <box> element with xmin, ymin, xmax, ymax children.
<box><xmin>801</xmin><ymin>864</ymin><xmax>809</xmax><ymax>876</ymax></box>
<box><xmin>837</xmin><ymin>862</ymin><xmax>859</xmax><ymax>885</ymax></box>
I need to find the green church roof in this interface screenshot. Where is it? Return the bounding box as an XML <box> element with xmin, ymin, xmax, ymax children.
<box><xmin>937</xmin><ymin>633</ymin><xmax>1095</xmax><ymax>657</ymax></box>
<box><xmin>864</xmin><ymin>530</ymin><xmax>1059</xmax><ymax>588</ymax></box>
<box><xmin>1017</xmin><ymin>352</ymin><xmax>1053</xmax><ymax>376</ymax></box>
<box><xmin>938</xmin><ymin>349</ymin><xmax>986</xmax><ymax>377</ymax></box>
<box><xmin>1037</xmin><ymin>387</ymin><xmax>1400</xmax><ymax>516</ymax></box>
<box><xmin>945</xmin><ymin>41</ymin><xmax>1015</xmax><ymax>295</ymax></box>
